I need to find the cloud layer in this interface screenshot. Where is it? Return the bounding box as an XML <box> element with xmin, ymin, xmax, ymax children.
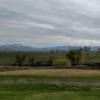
<box><xmin>0</xmin><ymin>0</ymin><xmax>100</xmax><ymax>47</ymax></box>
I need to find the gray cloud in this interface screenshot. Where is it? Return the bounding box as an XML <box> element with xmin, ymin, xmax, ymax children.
<box><xmin>0</xmin><ymin>0</ymin><xmax>100</xmax><ymax>47</ymax></box>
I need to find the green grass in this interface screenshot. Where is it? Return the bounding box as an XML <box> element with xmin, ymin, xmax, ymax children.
<box><xmin>0</xmin><ymin>83</ymin><xmax>100</xmax><ymax>100</ymax></box>
<box><xmin>0</xmin><ymin>56</ymin><xmax>15</xmax><ymax>65</ymax></box>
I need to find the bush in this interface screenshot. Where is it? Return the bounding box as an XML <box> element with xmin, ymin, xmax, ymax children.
<box><xmin>47</xmin><ymin>55</ymin><xmax>55</xmax><ymax>66</ymax></box>
<box><xmin>28</xmin><ymin>57</ymin><xmax>35</xmax><ymax>66</ymax></box>
<box><xmin>15</xmin><ymin>55</ymin><xmax>26</xmax><ymax>66</ymax></box>
<box><xmin>33</xmin><ymin>57</ymin><xmax>51</xmax><ymax>66</ymax></box>
<box><xmin>52</xmin><ymin>58</ymin><xmax>71</xmax><ymax>68</ymax></box>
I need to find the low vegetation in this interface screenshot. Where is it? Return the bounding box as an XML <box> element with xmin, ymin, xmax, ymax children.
<box><xmin>0</xmin><ymin>83</ymin><xmax>100</xmax><ymax>100</ymax></box>
<box><xmin>52</xmin><ymin>58</ymin><xmax>71</xmax><ymax>68</ymax></box>
<box><xmin>0</xmin><ymin>69</ymin><xmax>100</xmax><ymax>100</ymax></box>
<box><xmin>0</xmin><ymin>50</ymin><xmax>99</xmax><ymax>69</ymax></box>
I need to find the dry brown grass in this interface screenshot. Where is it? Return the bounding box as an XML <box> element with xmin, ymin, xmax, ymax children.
<box><xmin>0</xmin><ymin>69</ymin><xmax>100</xmax><ymax>78</ymax></box>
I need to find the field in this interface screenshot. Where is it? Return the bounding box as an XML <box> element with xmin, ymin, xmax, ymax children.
<box><xmin>0</xmin><ymin>69</ymin><xmax>100</xmax><ymax>100</ymax></box>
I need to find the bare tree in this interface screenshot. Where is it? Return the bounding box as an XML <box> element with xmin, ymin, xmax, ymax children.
<box><xmin>67</xmin><ymin>49</ymin><xmax>83</xmax><ymax>65</ymax></box>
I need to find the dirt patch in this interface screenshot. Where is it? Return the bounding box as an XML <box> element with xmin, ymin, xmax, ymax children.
<box><xmin>0</xmin><ymin>65</ymin><xmax>32</xmax><ymax>72</ymax></box>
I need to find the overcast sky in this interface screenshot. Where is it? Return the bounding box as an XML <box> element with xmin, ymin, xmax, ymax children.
<box><xmin>0</xmin><ymin>0</ymin><xmax>100</xmax><ymax>47</ymax></box>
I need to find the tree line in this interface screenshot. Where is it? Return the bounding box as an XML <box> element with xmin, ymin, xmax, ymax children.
<box><xmin>14</xmin><ymin>49</ymin><xmax>84</xmax><ymax>67</ymax></box>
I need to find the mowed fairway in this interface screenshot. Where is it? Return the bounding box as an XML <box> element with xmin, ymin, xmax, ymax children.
<box><xmin>0</xmin><ymin>69</ymin><xmax>100</xmax><ymax>100</ymax></box>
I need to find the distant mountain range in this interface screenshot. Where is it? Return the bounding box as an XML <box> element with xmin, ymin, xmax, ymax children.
<box><xmin>0</xmin><ymin>44</ymin><xmax>99</xmax><ymax>51</ymax></box>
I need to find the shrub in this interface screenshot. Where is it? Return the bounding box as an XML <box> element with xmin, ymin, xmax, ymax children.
<box><xmin>52</xmin><ymin>58</ymin><xmax>71</xmax><ymax>68</ymax></box>
<box><xmin>29</xmin><ymin>57</ymin><xmax>35</xmax><ymax>66</ymax></box>
<box><xmin>47</xmin><ymin>55</ymin><xmax>55</xmax><ymax>66</ymax></box>
<box><xmin>33</xmin><ymin>57</ymin><xmax>50</xmax><ymax>66</ymax></box>
<box><xmin>15</xmin><ymin>55</ymin><xmax>26</xmax><ymax>66</ymax></box>
<box><xmin>33</xmin><ymin>58</ymin><xmax>42</xmax><ymax>66</ymax></box>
